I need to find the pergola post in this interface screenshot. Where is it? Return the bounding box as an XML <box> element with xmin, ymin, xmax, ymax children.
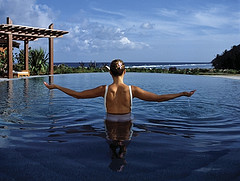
<box><xmin>7</xmin><ymin>17</ymin><xmax>13</xmax><ymax>79</ymax></box>
<box><xmin>24</xmin><ymin>40</ymin><xmax>29</xmax><ymax>70</ymax></box>
<box><xmin>48</xmin><ymin>23</ymin><xmax>54</xmax><ymax>75</ymax></box>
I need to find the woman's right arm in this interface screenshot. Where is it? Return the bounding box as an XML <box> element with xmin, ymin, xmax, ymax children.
<box><xmin>132</xmin><ymin>85</ymin><xmax>195</xmax><ymax>102</ymax></box>
<box><xmin>44</xmin><ymin>82</ymin><xmax>105</xmax><ymax>99</ymax></box>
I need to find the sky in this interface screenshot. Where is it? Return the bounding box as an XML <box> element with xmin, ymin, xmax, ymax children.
<box><xmin>0</xmin><ymin>0</ymin><xmax>240</xmax><ymax>62</ymax></box>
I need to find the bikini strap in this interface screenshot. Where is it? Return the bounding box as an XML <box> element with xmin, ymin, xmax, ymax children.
<box><xmin>104</xmin><ymin>85</ymin><xmax>108</xmax><ymax>112</ymax></box>
<box><xmin>129</xmin><ymin>85</ymin><xmax>132</xmax><ymax>110</ymax></box>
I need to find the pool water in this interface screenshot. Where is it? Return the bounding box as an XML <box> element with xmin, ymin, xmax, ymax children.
<box><xmin>1</xmin><ymin>73</ymin><xmax>240</xmax><ymax>181</ymax></box>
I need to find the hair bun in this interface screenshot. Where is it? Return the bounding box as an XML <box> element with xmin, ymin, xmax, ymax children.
<box><xmin>110</xmin><ymin>59</ymin><xmax>125</xmax><ymax>76</ymax></box>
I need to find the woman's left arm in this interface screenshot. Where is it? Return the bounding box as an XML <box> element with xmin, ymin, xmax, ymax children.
<box><xmin>44</xmin><ymin>82</ymin><xmax>105</xmax><ymax>99</ymax></box>
<box><xmin>132</xmin><ymin>85</ymin><xmax>196</xmax><ymax>102</ymax></box>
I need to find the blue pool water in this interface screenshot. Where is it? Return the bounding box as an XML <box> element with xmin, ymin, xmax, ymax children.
<box><xmin>0</xmin><ymin>73</ymin><xmax>240</xmax><ymax>181</ymax></box>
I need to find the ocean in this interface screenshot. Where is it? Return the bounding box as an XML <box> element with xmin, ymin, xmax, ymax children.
<box><xmin>55</xmin><ymin>62</ymin><xmax>213</xmax><ymax>69</ymax></box>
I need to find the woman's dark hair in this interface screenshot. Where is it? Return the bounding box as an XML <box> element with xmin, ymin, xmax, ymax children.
<box><xmin>110</xmin><ymin>59</ymin><xmax>125</xmax><ymax>76</ymax></box>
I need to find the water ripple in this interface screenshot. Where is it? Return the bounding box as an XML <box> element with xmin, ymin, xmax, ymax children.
<box><xmin>1</xmin><ymin>74</ymin><xmax>240</xmax><ymax>152</ymax></box>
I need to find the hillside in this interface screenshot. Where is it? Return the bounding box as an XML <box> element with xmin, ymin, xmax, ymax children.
<box><xmin>211</xmin><ymin>44</ymin><xmax>240</xmax><ymax>70</ymax></box>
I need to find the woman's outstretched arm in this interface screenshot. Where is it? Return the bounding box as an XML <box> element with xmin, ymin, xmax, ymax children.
<box><xmin>44</xmin><ymin>82</ymin><xmax>105</xmax><ymax>99</ymax></box>
<box><xmin>132</xmin><ymin>85</ymin><xmax>196</xmax><ymax>102</ymax></box>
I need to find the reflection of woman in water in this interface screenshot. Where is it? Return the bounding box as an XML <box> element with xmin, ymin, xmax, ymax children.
<box><xmin>105</xmin><ymin>115</ymin><xmax>133</xmax><ymax>172</ymax></box>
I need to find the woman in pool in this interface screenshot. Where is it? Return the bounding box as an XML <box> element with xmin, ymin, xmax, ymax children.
<box><xmin>44</xmin><ymin>59</ymin><xmax>196</xmax><ymax>115</ymax></box>
<box><xmin>44</xmin><ymin>59</ymin><xmax>195</xmax><ymax>172</ymax></box>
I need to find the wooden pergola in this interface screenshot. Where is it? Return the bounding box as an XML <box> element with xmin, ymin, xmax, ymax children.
<box><xmin>0</xmin><ymin>17</ymin><xmax>68</xmax><ymax>78</ymax></box>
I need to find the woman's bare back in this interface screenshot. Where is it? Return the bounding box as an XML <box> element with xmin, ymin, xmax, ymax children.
<box><xmin>105</xmin><ymin>83</ymin><xmax>132</xmax><ymax>114</ymax></box>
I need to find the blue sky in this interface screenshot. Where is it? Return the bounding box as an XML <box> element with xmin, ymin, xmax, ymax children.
<box><xmin>0</xmin><ymin>0</ymin><xmax>239</xmax><ymax>62</ymax></box>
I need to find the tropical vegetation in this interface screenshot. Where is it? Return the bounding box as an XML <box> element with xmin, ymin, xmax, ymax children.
<box><xmin>52</xmin><ymin>64</ymin><xmax>240</xmax><ymax>75</ymax></box>
<box><xmin>0</xmin><ymin>50</ymin><xmax>8</xmax><ymax>76</ymax></box>
<box><xmin>1</xmin><ymin>45</ymin><xmax>240</xmax><ymax>78</ymax></box>
<box><xmin>15</xmin><ymin>48</ymin><xmax>49</xmax><ymax>75</ymax></box>
<box><xmin>212</xmin><ymin>44</ymin><xmax>240</xmax><ymax>70</ymax></box>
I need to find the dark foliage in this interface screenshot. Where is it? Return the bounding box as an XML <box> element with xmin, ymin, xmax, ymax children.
<box><xmin>0</xmin><ymin>50</ymin><xmax>8</xmax><ymax>76</ymax></box>
<box><xmin>212</xmin><ymin>44</ymin><xmax>240</xmax><ymax>70</ymax></box>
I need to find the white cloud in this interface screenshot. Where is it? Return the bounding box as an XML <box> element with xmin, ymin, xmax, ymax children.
<box><xmin>63</xmin><ymin>20</ymin><xmax>149</xmax><ymax>53</ymax></box>
<box><xmin>91</xmin><ymin>7</ymin><xmax>125</xmax><ymax>18</ymax></box>
<box><xmin>149</xmin><ymin>4</ymin><xmax>240</xmax><ymax>39</ymax></box>
<box><xmin>193</xmin><ymin>9</ymin><xmax>230</xmax><ymax>29</ymax></box>
<box><xmin>0</xmin><ymin>0</ymin><xmax>54</xmax><ymax>28</ymax></box>
<box><xmin>120</xmin><ymin>37</ymin><xmax>131</xmax><ymax>45</ymax></box>
<box><xmin>140</xmin><ymin>22</ymin><xmax>154</xmax><ymax>29</ymax></box>
<box><xmin>157</xmin><ymin>8</ymin><xmax>178</xmax><ymax>17</ymax></box>
<box><xmin>118</xmin><ymin>36</ymin><xmax>149</xmax><ymax>49</ymax></box>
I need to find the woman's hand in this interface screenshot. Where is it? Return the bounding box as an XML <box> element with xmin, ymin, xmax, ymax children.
<box><xmin>44</xmin><ymin>82</ymin><xmax>56</xmax><ymax>89</ymax></box>
<box><xmin>182</xmin><ymin>90</ymin><xmax>196</xmax><ymax>97</ymax></box>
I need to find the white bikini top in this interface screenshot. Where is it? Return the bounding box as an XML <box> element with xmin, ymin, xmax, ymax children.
<box><xmin>104</xmin><ymin>85</ymin><xmax>133</xmax><ymax>112</ymax></box>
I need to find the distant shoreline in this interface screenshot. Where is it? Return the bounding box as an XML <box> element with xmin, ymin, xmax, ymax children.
<box><xmin>54</xmin><ymin>61</ymin><xmax>213</xmax><ymax>70</ymax></box>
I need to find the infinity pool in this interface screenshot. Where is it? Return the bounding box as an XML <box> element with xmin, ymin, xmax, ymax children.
<box><xmin>1</xmin><ymin>73</ymin><xmax>240</xmax><ymax>181</ymax></box>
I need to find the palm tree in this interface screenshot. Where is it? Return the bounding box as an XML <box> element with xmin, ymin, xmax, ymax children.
<box><xmin>29</xmin><ymin>48</ymin><xmax>49</xmax><ymax>75</ymax></box>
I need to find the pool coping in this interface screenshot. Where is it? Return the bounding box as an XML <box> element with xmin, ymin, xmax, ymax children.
<box><xmin>1</xmin><ymin>74</ymin><xmax>240</xmax><ymax>82</ymax></box>
<box><xmin>0</xmin><ymin>75</ymin><xmax>50</xmax><ymax>82</ymax></box>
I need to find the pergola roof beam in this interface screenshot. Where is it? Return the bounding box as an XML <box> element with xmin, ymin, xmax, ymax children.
<box><xmin>0</xmin><ymin>33</ymin><xmax>38</xmax><ymax>41</ymax></box>
<box><xmin>0</xmin><ymin>24</ymin><xmax>68</xmax><ymax>39</ymax></box>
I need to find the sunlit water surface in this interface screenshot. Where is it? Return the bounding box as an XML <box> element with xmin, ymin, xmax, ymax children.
<box><xmin>1</xmin><ymin>73</ymin><xmax>240</xmax><ymax>181</ymax></box>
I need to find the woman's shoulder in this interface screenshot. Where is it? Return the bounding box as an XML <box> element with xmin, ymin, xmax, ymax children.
<box><xmin>130</xmin><ymin>85</ymin><xmax>141</xmax><ymax>91</ymax></box>
<box><xmin>96</xmin><ymin>85</ymin><xmax>107</xmax><ymax>89</ymax></box>
<box><xmin>108</xmin><ymin>83</ymin><xmax>130</xmax><ymax>92</ymax></box>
